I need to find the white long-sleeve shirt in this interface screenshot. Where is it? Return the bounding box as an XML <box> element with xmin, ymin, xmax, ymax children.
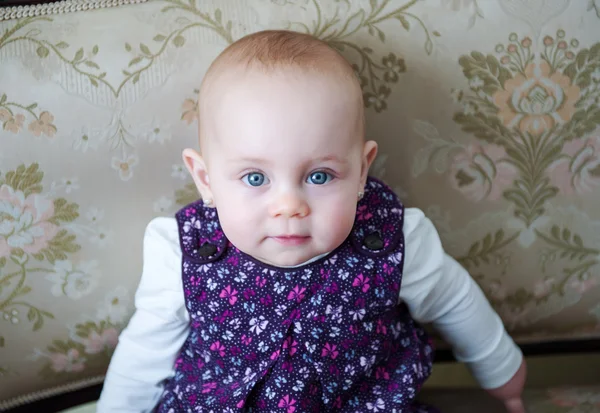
<box><xmin>97</xmin><ymin>208</ymin><xmax>523</xmax><ymax>412</ymax></box>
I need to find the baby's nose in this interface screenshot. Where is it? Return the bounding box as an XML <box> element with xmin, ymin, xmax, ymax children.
<box><xmin>268</xmin><ymin>191</ymin><xmax>310</xmax><ymax>218</ymax></box>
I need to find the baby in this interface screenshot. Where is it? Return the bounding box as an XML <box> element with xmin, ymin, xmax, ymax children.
<box><xmin>98</xmin><ymin>30</ymin><xmax>526</xmax><ymax>412</ymax></box>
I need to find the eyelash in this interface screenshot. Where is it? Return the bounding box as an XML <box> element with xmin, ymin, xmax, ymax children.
<box><xmin>240</xmin><ymin>169</ymin><xmax>337</xmax><ymax>187</ymax></box>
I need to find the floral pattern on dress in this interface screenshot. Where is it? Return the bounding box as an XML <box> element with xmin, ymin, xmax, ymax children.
<box><xmin>158</xmin><ymin>178</ymin><xmax>437</xmax><ymax>412</ymax></box>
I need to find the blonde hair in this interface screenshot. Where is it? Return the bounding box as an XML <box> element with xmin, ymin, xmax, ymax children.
<box><xmin>205</xmin><ymin>30</ymin><xmax>356</xmax><ymax>77</ymax></box>
<box><xmin>198</xmin><ymin>30</ymin><xmax>364</xmax><ymax>144</ymax></box>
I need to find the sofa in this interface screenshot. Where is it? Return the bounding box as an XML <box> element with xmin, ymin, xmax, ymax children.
<box><xmin>1</xmin><ymin>0</ymin><xmax>599</xmax><ymax>411</ymax></box>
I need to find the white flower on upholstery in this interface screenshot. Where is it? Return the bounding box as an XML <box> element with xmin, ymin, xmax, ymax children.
<box><xmin>89</xmin><ymin>227</ymin><xmax>112</xmax><ymax>247</ymax></box>
<box><xmin>0</xmin><ymin>184</ymin><xmax>59</xmax><ymax>259</ymax></box>
<box><xmin>142</xmin><ymin>119</ymin><xmax>172</xmax><ymax>144</ymax></box>
<box><xmin>46</xmin><ymin>260</ymin><xmax>100</xmax><ymax>300</ymax></box>
<box><xmin>154</xmin><ymin>196</ymin><xmax>173</xmax><ymax>214</ymax></box>
<box><xmin>172</xmin><ymin>164</ymin><xmax>188</xmax><ymax>180</ymax></box>
<box><xmin>61</xmin><ymin>177</ymin><xmax>80</xmax><ymax>194</ymax></box>
<box><xmin>97</xmin><ymin>286</ymin><xmax>131</xmax><ymax>324</ymax></box>
<box><xmin>111</xmin><ymin>154</ymin><xmax>138</xmax><ymax>181</ymax></box>
<box><xmin>71</xmin><ymin>126</ymin><xmax>102</xmax><ymax>153</ymax></box>
<box><xmin>85</xmin><ymin>207</ymin><xmax>104</xmax><ymax>223</ymax></box>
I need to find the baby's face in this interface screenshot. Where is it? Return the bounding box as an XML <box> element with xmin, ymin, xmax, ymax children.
<box><xmin>199</xmin><ymin>69</ymin><xmax>375</xmax><ymax>267</ymax></box>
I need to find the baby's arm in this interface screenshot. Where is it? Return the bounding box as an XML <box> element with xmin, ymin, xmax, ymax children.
<box><xmin>97</xmin><ymin>218</ymin><xmax>190</xmax><ymax>413</ymax></box>
<box><xmin>400</xmin><ymin>209</ymin><xmax>525</xmax><ymax>411</ymax></box>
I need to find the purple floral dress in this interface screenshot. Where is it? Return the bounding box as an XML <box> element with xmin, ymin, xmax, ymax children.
<box><xmin>157</xmin><ymin>177</ymin><xmax>438</xmax><ymax>413</ymax></box>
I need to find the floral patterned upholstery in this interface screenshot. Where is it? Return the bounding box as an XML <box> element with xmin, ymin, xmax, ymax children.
<box><xmin>1</xmin><ymin>0</ymin><xmax>599</xmax><ymax>409</ymax></box>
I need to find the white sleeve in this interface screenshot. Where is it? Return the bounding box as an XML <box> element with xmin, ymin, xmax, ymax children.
<box><xmin>97</xmin><ymin>217</ymin><xmax>190</xmax><ymax>413</ymax></box>
<box><xmin>399</xmin><ymin>208</ymin><xmax>523</xmax><ymax>390</ymax></box>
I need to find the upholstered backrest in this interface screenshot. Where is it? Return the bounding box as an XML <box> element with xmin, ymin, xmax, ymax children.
<box><xmin>1</xmin><ymin>0</ymin><xmax>599</xmax><ymax>407</ymax></box>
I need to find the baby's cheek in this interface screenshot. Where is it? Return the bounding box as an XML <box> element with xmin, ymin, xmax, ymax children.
<box><xmin>318</xmin><ymin>203</ymin><xmax>355</xmax><ymax>245</ymax></box>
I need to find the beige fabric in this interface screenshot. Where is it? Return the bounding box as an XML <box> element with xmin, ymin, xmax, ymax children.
<box><xmin>1</xmin><ymin>0</ymin><xmax>600</xmax><ymax>406</ymax></box>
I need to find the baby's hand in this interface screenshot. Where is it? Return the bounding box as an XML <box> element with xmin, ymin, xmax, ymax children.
<box><xmin>486</xmin><ymin>359</ymin><xmax>527</xmax><ymax>413</ymax></box>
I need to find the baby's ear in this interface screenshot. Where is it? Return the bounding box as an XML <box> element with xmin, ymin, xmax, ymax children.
<box><xmin>361</xmin><ymin>140</ymin><xmax>378</xmax><ymax>184</ymax></box>
<box><xmin>182</xmin><ymin>148</ymin><xmax>214</xmax><ymax>202</ymax></box>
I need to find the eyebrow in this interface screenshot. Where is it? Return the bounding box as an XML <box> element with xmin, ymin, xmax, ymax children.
<box><xmin>232</xmin><ymin>155</ymin><xmax>348</xmax><ymax>165</ymax></box>
<box><xmin>313</xmin><ymin>155</ymin><xmax>348</xmax><ymax>164</ymax></box>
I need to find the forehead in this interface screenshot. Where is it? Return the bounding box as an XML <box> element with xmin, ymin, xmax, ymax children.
<box><xmin>207</xmin><ymin>69</ymin><xmax>361</xmax><ymax>159</ymax></box>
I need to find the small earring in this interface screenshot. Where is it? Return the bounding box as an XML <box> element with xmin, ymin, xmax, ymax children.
<box><xmin>202</xmin><ymin>198</ymin><xmax>213</xmax><ymax>207</ymax></box>
<box><xmin>358</xmin><ymin>191</ymin><xmax>364</xmax><ymax>201</ymax></box>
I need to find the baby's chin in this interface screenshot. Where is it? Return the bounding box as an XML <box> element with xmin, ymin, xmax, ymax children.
<box><xmin>249</xmin><ymin>249</ymin><xmax>328</xmax><ymax>268</ymax></box>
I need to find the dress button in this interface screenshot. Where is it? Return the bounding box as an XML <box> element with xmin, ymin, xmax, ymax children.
<box><xmin>198</xmin><ymin>242</ymin><xmax>217</xmax><ymax>257</ymax></box>
<box><xmin>363</xmin><ymin>232</ymin><xmax>384</xmax><ymax>251</ymax></box>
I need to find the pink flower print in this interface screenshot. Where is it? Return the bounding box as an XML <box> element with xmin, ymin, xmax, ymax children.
<box><xmin>49</xmin><ymin>349</ymin><xmax>85</xmax><ymax>373</ymax></box>
<box><xmin>214</xmin><ymin>309</ymin><xmax>233</xmax><ymax>323</ymax></box>
<box><xmin>567</xmin><ymin>277</ymin><xmax>598</xmax><ymax>294</ymax></box>
<box><xmin>0</xmin><ymin>185</ymin><xmax>59</xmax><ymax>259</ymax></box>
<box><xmin>382</xmin><ymin>263</ymin><xmax>394</xmax><ymax>275</ymax></box>
<box><xmin>282</xmin><ymin>337</ymin><xmax>298</xmax><ymax>356</ymax></box>
<box><xmin>284</xmin><ymin>308</ymin><xmax>301</xmax><ymax>326</ymax></box>
<box><xmin>320</xmin><ymin>269</ymin><xmax>331</xmax><ymax>280</ymax></box>
<box><xmin>202</xmin><ymin>382</ymin><xmax>217</xmax><ymax>394</ymax></box>
<box><xmin>548</xmin><ymin>136</ymin><xmax>600</xmax><ymax>195</ymax></box>
<box><xmin>383</xmin><ymin>223</ymin><xmax>395</xmax><ymax>233</ymax></box>
<box><xmin>184</xmin><ymin>207</ymin><xmax>196</xmax><ymax>217</ymax></box>
<box><xmin>376</xmin><ymin>366</ymin><xmax>390</xmax><ymax>379</ymax></box>
<box><xmin>333</xmin><ymin>397</ymin><xmax>342</xmax><ymax>408</ymax></box>
<box><xmin>255</xmin><ymin>276</ymin><xmax>266</xmax><ymax>287</ymax></box>
<box><xmin>188</xmin><ymin>394</ymin><xmax>197</xmax><ymax>405</ymax></box>
<box><xmin>271</xmin><ymin>349</ymin><xmax>281</xmax><ymax>360</ymax></box>
<box><xmin>352</xmin><ymin>274</ymin><xmax>371</xmax><ymax>292</ymax></box>
<box><xmin>243</xmin><ymin>289</ymin><xmax>256</xmax><ymax>300</ymax></box>
<box><xmin>219</xmin><ymin>285</ymin><xmax>238</xmax><ymax>305</ymax></box>
<box><xmin>310</xmin><ymin>283</ymin><xmax>321</xmax><ymax>294</ymax></box>
<box><xmin>349</xmin><ymin>324</ymin><xmax>359</xmax><ymax>334</ymax></box>
<box><xmin>329</xmin><ymin>364</ymin><xmax>340</xmax><ymax>376</ymax></box>
<box><xmin>196</xmin><ymin>359</ymin><xmax>205</xmax><ymax>370</ymax></box>
<box><xmin>325</xmin><ymin>282</ymin><xmax>338</xmax><ymax>294</ymax></box>
<box><xmin>282</xmin><ymin>360</ymin><xmax>293</xmax><ymax>372</ymax></box>
<box><xmin>340</xmin><ymin>339</ymin><xmax>353</xmax><ymax>349</ymax></box>
<box><xmin>260</xmin><ymin>294</ymin><xmax>273</xmax><ymax>306</ymax></box>
<box><xmin>450</xmin><ymin>144</ymin><xmax>517</xmax><ymax>202</ymax></box>
<box><xmin>181</xmin><ymin>97</ymin><xmax>198</xmax><ymax>125</ymax></box>
<box><xmin>376</xmin><ymin>319</ymin><xmax>387</xmax><ymax>335</ymax></box>
<box><xmin>227</xmin><ymin>256</ymin><xmax>239</xmax><ymax>266</ymax></box>
<box><xmin>230</xmin><ymin>346</ymin><xmax>241</xmax><ymax>356</ymax></box>
<box><xmin>287</xmin><ymin>285</ymin><xmax>306</xmax><ymax>303</ymax></box>
<box><xmin>354</xmin><ymin>297</ymin><xmax>366</xmax><ymax>308</ymax></box>
<box><xmin>241</xmin><ymin>335</ymin><xmax>252</xmax><ymax>346</ymax></box>
<box><xmin>28</xmin><ymin>111</ymin><xmax>57</xmax><ymax>137</ymax></box>
<box><xmin>357</xmin><ymin>205</ymin><xmax>373</xmax><ymax>221</ymax></box>
<box><xmin>212</xmin><ymin>229</ymin><xmax>224</xmax><ymax>241</ymax></box>
<box><xmin>278</xmin><ymin>395</ymin><xmax>297</xmax><ymax>413</ymax></box>
<box><xmin>210</xmin><ymin>341</ymin><xmax>226</xmax><ymax>357</ymax></box>
<box><xmin>81</xmin><ymin>328</ymin><xmax>118</xmax><ymax>354</ymax></box>
<box><xmin>236</xmin><ymin>399</ymin><xmax>245</xmax><ymax>408</ymax></box>
<box><xmin>321</xmin><ymin>343</ymin><xmax>339</xmax><ymax>359</ymax></box>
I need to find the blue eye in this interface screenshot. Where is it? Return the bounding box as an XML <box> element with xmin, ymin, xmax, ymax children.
<box><xmin>307</xmin><ymin>171</ymin><xmax>332</xmax><ymax>185</ymax></box>
<box><xmin>243</xmin><ymin>172</ymin><xmax>268</xmax><ymax>187</ymax></box>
